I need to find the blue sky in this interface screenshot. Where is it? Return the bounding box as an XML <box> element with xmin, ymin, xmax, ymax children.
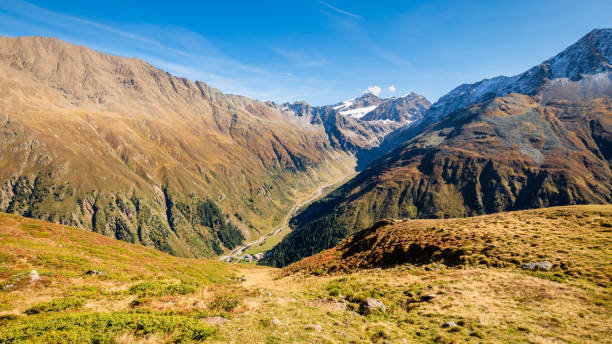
<box><xmin>0</xmin><ymin>0</ymin><xmax>610</xmax><ymax>105</ymax></box>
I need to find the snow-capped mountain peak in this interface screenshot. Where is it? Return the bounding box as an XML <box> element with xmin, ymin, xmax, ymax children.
<box><xmin>427</xmin><ymin>28</ymin><xmax>612</xmax><ymax>121</ymax></box>
<box><xmin>333</xmin><ymin>93</ymin><xmax>383</xmax><ymax>119</ymax></box>
<box><xmin>331</xmin><ymin>92</ymin><xmax>430</xmax><ymax>123</ymax></box>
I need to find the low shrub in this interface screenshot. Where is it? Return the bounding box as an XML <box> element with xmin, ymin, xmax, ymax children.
<box><xmin>128</xmin><ymin>282</ymin><xmax>198</xmax><ymax>297</ymax></box>
<box><xmin>209</xmin><ymin>294</ymin><xmax>240</xmax><ymax>312</ymax></box>
<box><xmin>0</xmin><ymin>312</ymin><xmax>216</xmax><ymax>343</ymax></box>
<box><xmin>25</xmin><ymin>297</ymin><xmax>84</xmax><ymax>315</ymax></box>
<box><xmin>165</xmin><ymin>283</ymin><xmax>197</xmax><ymax>296</ymax></box>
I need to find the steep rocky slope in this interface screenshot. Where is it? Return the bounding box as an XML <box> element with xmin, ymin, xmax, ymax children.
<box><xmin>360</xmin><ymin>92</ymin><xmax>431</xmax><ymax>123</ymax></box>
<box><xmin>0</xmin><ymin>36</ymin><xmax>362</xmax><ymax>258</ymax></box>
<box><xmin>275</xmin><ymin>100</ymin><xmax>394</xmax><ymax>153</ymax></box>
<box><xmin>357</xmin><ymin>28</ymin><xmax>612</xmax><ymax>169</ymax></box>
<box><xmin>263</xmin><ymin>29</ymin><xmax>612</xmax><ymax>267</ymax></box>
<box><xmin>276</xmin><ymin>92</ymin><xmax>431</xmax><ymax>167</ymax></box>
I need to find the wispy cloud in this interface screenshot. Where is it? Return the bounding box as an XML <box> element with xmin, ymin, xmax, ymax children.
<box><xmin>317</xmin><ymin>0</ymin><xmax>362</xmax><ymax>19</ymax></box>
<box><xmin>329</xmin><ymin>16</ymin><xmax>412</xmax><ymax>72</ymax></box>
<box><xmin>0</xmin><ymin>0</ymin><xmax>339</xmax><ymax>102</ymax></box>
<box><xmin>271</xmin><ymin>47</ymin><xmax>327</xmax><ymax>67</ymax></box>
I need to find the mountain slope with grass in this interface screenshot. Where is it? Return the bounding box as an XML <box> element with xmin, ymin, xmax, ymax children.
<box><xmin>262</xmin><ymin>29</ymin><xmax>612</xmax><ymax>268</ymax></box>
<box><xmin>1</xmin><ymin>207</ymin><xmax>610</xmax><ymax>343</ymax></box>
<box><xmin>285</xmin><ymin>205</ymin><xmax>612</xmax><ymax>285</ymax></box>
<box><xmin>0</xmin><ymin>35</ymin><xmax>367</xmax><ymax>258</ymax></box>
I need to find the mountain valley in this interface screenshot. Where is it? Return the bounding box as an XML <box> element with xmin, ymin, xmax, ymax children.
<box><xmin>0</xmin><ymin>20</ymin><xmax>610</xmax><ymax>344</ymax></box>
<box><xmin>263</xmin><ymin>29</ymin><xmax>612</xmax><ymax>267</ymax></box>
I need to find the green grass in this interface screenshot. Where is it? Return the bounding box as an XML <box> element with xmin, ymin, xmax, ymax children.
<box><xmin>0</xmin><ymin>312</ymin><xmax>215</xmax><ymax>343</ymax></box>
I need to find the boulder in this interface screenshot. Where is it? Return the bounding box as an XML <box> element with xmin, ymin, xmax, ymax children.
<box><xmin>420</xmin><ymin>294</ymin><xmax>436</xmax><ymax>302</ymax></box>
<box><xmin>442</xmin><ymin>321</ymin><xmax>457</xmax><ymax>328</ymax></box>
<box><xmin>522</xmin><ymin>261</ymin><xmax>553</xmax><ymax>271</ymax></box>
<box><xmin>85</xmin><ymin>270</ymin><xmax>108</xmax><ymax>275</ymax></box>
<box><xmin>359</xmin><ymin>297</ymin><xmax>386</xmax><ymax>315</ymax></box>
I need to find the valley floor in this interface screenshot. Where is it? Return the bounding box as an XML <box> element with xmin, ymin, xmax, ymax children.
<box><xmin>220</xmin><ymin>170</ymin><xmax>357</xmax><ymax>262</ymax></box>
<box><xmin>0</xmin><ymin>206</ymin><xmax>610</xmax><ymax>343</ymax></box>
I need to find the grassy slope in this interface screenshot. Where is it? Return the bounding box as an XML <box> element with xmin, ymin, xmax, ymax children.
<box><xmin>287</xmin><ymin>205</ymin><xmax>612</xmax><ymax>286</ymax></box>
<box><xmin>1</xmin><ymin>207</ymin><xmax>611</xmax><ymax>343</ymax></box>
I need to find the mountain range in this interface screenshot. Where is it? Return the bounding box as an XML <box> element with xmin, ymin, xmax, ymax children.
<box><xmin>0</xmin><ymin>29</ymin><xmax>610</xmax><ymax>267</ymax></box>
<box><xmin>0</xmin><ymin>35</ymin><xmax>429</xmax><ymax>258</ymax></box>
<box><xmin>262</xmin><ymin>28</ymin><xmax>612</xmax><ymax>267</ymax></box>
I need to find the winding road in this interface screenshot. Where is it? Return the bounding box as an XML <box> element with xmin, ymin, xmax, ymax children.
<box><xmin>219</xmin><ymin>172</ymin><xmax>354</xmax><ymax>262</ymax></box>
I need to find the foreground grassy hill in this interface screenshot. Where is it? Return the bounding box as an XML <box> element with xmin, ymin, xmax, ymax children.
<box><xmin>1</xmin><ymin>207</ymin><xmax>611</xmax><ymax>343</ymax></box>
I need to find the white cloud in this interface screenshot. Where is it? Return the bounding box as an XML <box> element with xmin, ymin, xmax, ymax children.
<box><xmin>364</xmin><ymin>85</ymin><xmax>382</xmax><ymax>96</ymax></box>
<box><xmin>387</xmin><ymin>85</ymin><xmax>396</xmax><ymax>92</ymax></box>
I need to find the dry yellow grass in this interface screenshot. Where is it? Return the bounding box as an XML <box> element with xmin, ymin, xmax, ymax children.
<box><xmin>288</xmin><ymin>205</ymin><xmax>612</xmax><ymax>288</ymax></box>
<box><xmin>0</xmin><ymin>206</ymin><xmax>611</xmax><ymax>343</ymax></box>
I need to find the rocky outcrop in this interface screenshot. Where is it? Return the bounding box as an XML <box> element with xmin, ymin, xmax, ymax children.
<box><xmin>361</xmin><ymin>92</ymin><xmax>431</xmax><ymax>123</ymax></box>
<box><xmin>522</xmin><ymin>261</ymin><xmax>553</xmax><ymax>271</ymax></box>
<box><xmin>359</xmin><ymin>298</ymin><xmax>386</xmax><ymax>315</ymax></box>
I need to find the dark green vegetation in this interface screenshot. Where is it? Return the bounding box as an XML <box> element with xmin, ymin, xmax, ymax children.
<box><xmin>24</xmin><ymin>297</ymin><xmax>85</xmax><ymax>315</ymax></box>
<box><xmin>262</xmin><ymin>214</ymin><xmax>349</xmax><ymax>267</ymax></box>
<box><xmin>0</xmin><ymin>212</ymin><xmax>231</xmax><ymax>342</ymax></box>
<box><xmin>264</xmin><ymin>30</ymin><xmax>612</xmax><ymax>267</ymax></box>
<box><xmin>1</xmin><ymin>312</ymin><xmax>216</xmax><ymax>343</ymax></box>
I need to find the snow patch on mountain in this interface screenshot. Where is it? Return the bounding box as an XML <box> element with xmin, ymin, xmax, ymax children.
<box><xmin>339</xmin><ymin>105</ymin><xmax>379</xmax><ymax>119</ymax></box>
<box><xmin>427</xmin><ymin>29</ymin><xmax>612</xmax><ymax>122</ymax></box>
<box><xmin>333</xmin><ymin>99</ymin><xmax>355</xmax><ymax>110</ymax></box>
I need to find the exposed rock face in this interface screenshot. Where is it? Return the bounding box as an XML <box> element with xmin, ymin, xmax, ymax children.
<box><xmin>262</xmin><ymin>29</ymin><xmax>612</xmax><ymax>268</ymax></box>
<box><xmin>361</xmin><ymin>92</ymin><xmax>431</xmax><ymax>123</ymax></box>
<box><xmin>0</xmin><ymin>36</ymin><xmax>359</xmax><ymax>257</ymax></box>
<box><xmin>357</xmin><ymin>29</ymin><xmax>612</xmax><ymax>169</ymax></box>
<box><xmin>522</xmin><ymin>261</ymin><xmax>553</xmax><ymax>271</ymax></box>
<box><xmin>359</xmin><ymin>298</ymin><xmax>386</xmax><ymax>315</ymax></box>
<box><xmin>276</xmin><ymin>101</ymin><xmax>395</xmax><ymax>152</ymax></box>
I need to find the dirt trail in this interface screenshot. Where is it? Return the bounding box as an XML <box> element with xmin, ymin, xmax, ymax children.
<box><xmin>219</xmin><ymin>172</ymin><xmax>355</xmax><ymax>262</ymax></box>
